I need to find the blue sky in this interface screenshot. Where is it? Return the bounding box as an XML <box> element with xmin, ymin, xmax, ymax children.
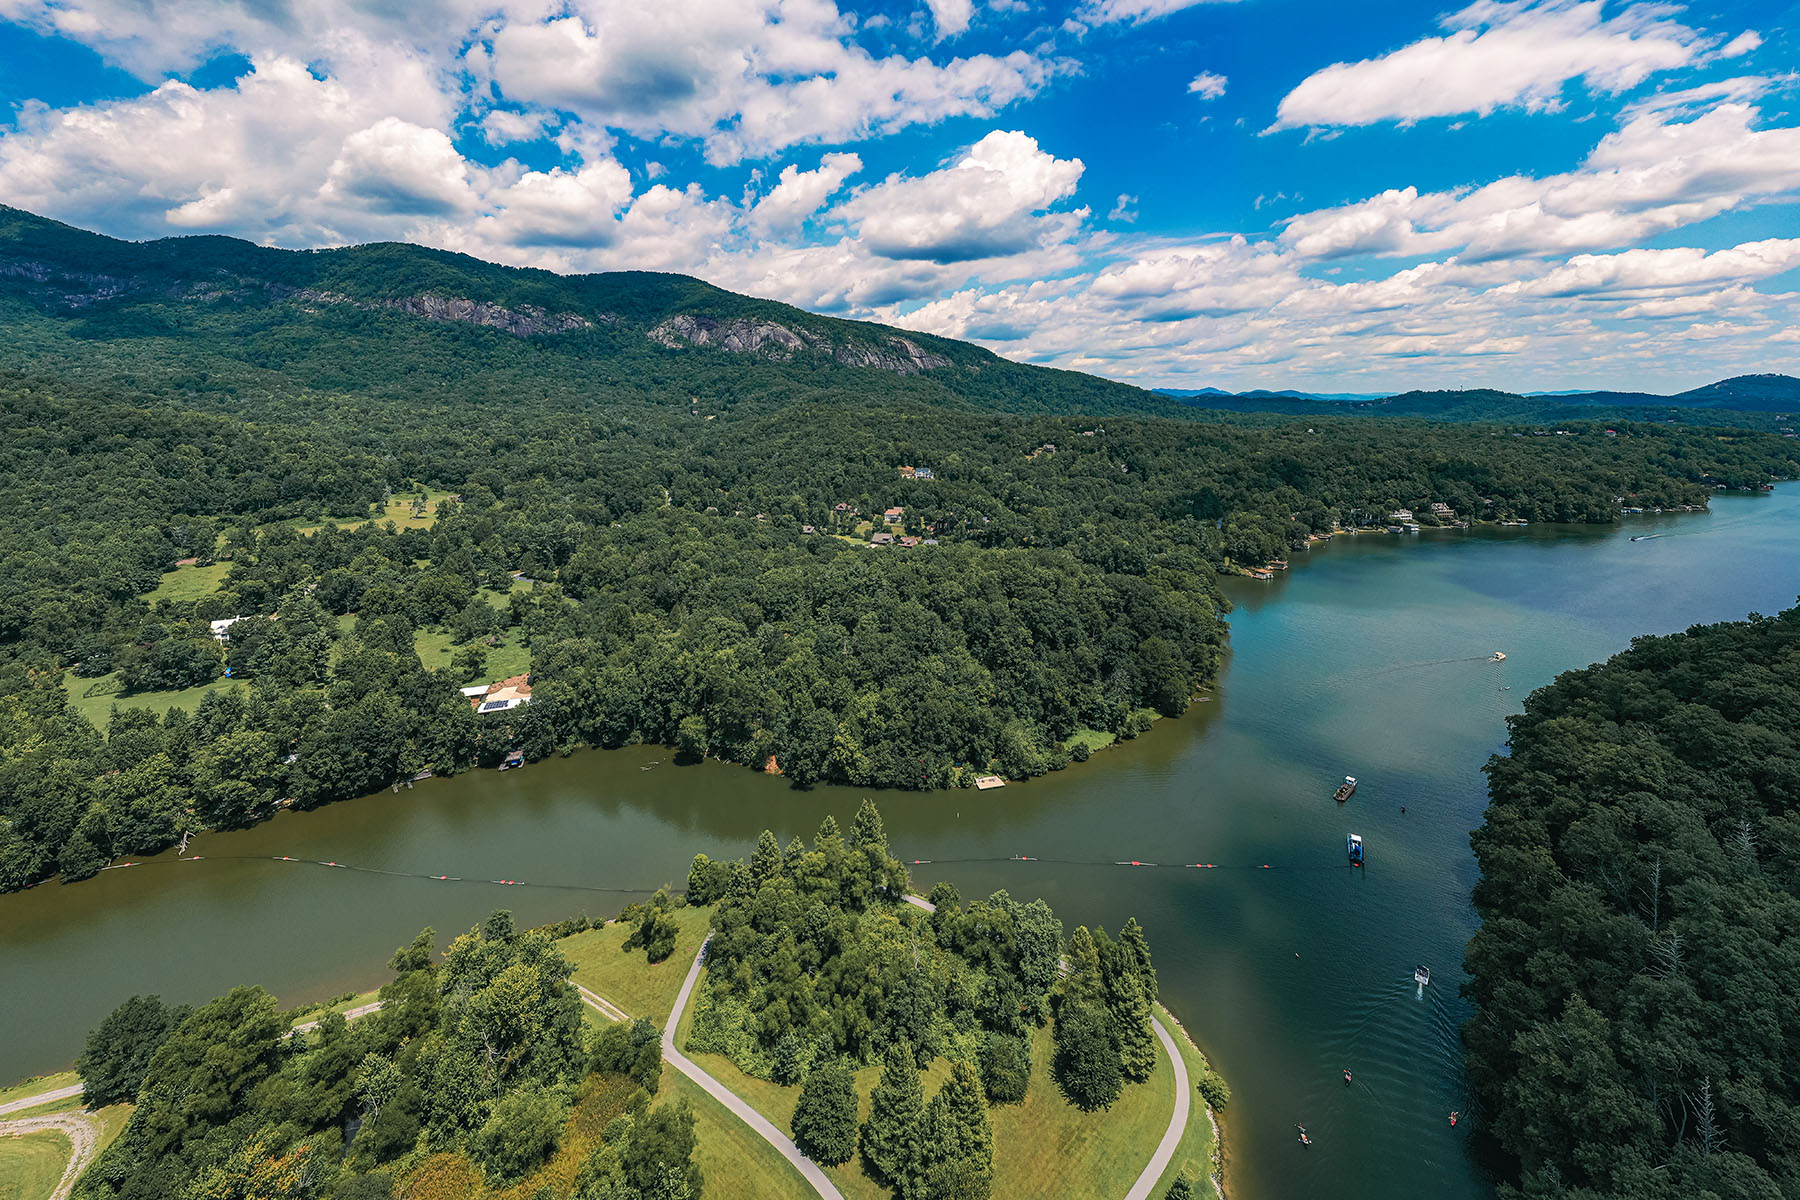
<box><xmin>1</xmin><ymin>0</ymin><xmax>1797</xmax><ymax>392</ymax></box>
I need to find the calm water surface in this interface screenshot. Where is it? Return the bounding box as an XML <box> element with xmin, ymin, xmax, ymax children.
<box><xmin>4</xmin><ymin>486</ymin><xmax>1799</xmax><ymax>1200</ymax></box>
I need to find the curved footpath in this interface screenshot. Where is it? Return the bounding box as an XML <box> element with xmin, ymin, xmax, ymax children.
<box><xmin>581</xmin><ymin>935</ymin><xmax>846</xmax><ymax>1200</ymax></box>
<box><xmin>0</xmin><ymin>1108</ymin><xmax>103</xmax><ymax>1200</ymax></box>
<box><xmin>1126</xmin><ymin>1015</ymin><xmax>1192</xmax><ymax>1200</ymax></box>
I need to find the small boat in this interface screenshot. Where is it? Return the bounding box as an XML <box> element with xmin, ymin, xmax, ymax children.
<box><xmin>1347</xmin><ymin>834</ymin><xmax>1364</xmax><ymax>866</ymax></box>
<box><xmin>1414</xmin><ymin>965</ymin><xmax>1431</xmax><ymax>987</ymax></box>
<box><xmin>1297</xmin><ymin>1125</ymin><xmax>1312</xmax><ymax>1146</ymax></box>
<box><xmin>1491</xmin><ymin>651</ymin><xmax>1506</xmax><ymax>661</ymax></box>
<box><xmin>1333</xmin><ymin>775</ymin><xmax>1357</xmax><ymax>802</ymax></box>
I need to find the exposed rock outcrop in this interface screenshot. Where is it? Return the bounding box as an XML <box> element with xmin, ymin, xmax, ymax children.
<box><xmin>649</xmin><ymin>313</ymin><xmax>951</xmax><ymax>374</ymax></box>
<box><xmin>648</xmin><ymin>314</ymin><xmax>806</xmax><ymax>357</ymax></box>
<box><xmin>292</xmin><ymin>289</ymin><xmax>600</xmax><ymax>337</ymax></box>
<box><xmin>833</xmin><ymin>336</ymin><xmax>952</xmax><ymax>375</ymax></box>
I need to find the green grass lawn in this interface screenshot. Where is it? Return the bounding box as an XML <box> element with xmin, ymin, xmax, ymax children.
<box><xmin>295</xmin><ymin>487</ymin><xmax>457</xmax><ymax>536</ymax></box>
<box><xmin>1149</xmin><ymin>1005</ymin><xmax>1220</xmax><ymax>1198</ymax></box>
<box><xmin>0</xmin><ymin>1129</ymin><xmax>70</xmax><ymax>1200</ymax></box>
<box><xmin>142</xmin><ymin>560</ymin><xmax>231</xmax><ymax>604</ymax></box>
<box><xmin>1064</xmin><ymin>727</ymin><xmax>1118</xmax><ymax>755</ymax></box>
<box><xmin>413</xmin><ymin>628</ymin><xmax>532</xmax><ymax>683</ymax></box>
<box><xmin>561</xmin><ymin>906</ymin><xmax>712</xmax><ymax>1026</ymax></box>
<box><xmin>61</xmin><ymin>671</ymin><xmax>237</xmax><ymax>729</ymax></box>
<box><xmin>675</xmin><ymin>980</ymin><xmax>1179</xmax><ymax>1200</ymax></box>
<box><xmin>663</xmin><ymin>1069</ymin><xmax>813</xmax><ymax>1200</ymax></box>
<box><xmin>0</xmin><ymin>1072</ymin><xmax>79</xmax><ymax>1113</ymax></box>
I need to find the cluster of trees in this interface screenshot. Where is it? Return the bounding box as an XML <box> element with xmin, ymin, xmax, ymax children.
<box><xmin>687</xmin><ymin>801</ymin><xmax>1160</xmax><ymax>1198</ymax></box>
<box><xmin>73</xmin><ymin>911</ymin><xmax>702</xmax><ymax>1200</ymax></box>
<box><xmin>1464</xmin><ymin>605</ymin><xmax>1800</xmax><ymax>1199</ymax></box>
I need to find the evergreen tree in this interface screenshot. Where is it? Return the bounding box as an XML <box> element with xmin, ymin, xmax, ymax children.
<box><xmin>1118</xmin><ymin>917</ymin><xmax>1158</xmax><ymax>1001</ymax></box>
<box><xmin>861</xmin><ymin>1041</ymin><xmax>927</xmax><ymax>1193</ymax></box>
<box><xmin>921</xmin><ymin>1060</ymin><xmax>993</xmax><ymax>1200</ymax></box>
<box><xmin>1101</xmin><ymin>935</ymin><xmax>1157</xmax><ymax>1084</ymax></box>
<box><xmin>851</xmin><ymin>798</ymin><xmax>887</xmax><ymax>852</ymax></box>
<box><xmin>750</xmin><ymin>829</ymin><xmax>784</xmax><ymax>888</ymax></box>
<box><xmin>772</xmin><ymin>1030</ymin><xmax>806</xmax><ymax>1087</ymax></box>
<box><xmin>1163</xmin><ymin>1174</ymin><xmax>1195</xmax><ymax>1200</ymax></box>
<box><xmin>1054</xmin><ymin>998</ymin><xmax>1123</xmax><ymax>1111</ymax></box>
<box><xmin>792</xmin><ymin>1059</ymin><xmax>859</xmax><ymax>1166</ymax></box>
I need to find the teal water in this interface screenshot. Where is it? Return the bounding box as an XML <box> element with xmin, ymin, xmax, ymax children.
<box><xmin>2</xmin><ymin>487</ymin><xmax>1797</xmax><ymax>1199</ymax></box>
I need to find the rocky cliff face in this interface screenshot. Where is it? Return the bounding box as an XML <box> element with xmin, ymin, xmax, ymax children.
<box><xmin>648</xmin><ymin>313</ymin><xmax>952</xmax><ymax>375</ymax></box>
<box><xmin>292</xmin><ymin>289</ymin><xmax>602</xmax><ymax>337</ymax></box>
<box><xmin>648</xmin><ymin>314</ymin><xmax>806</xmax><ymax>357</ymax></box>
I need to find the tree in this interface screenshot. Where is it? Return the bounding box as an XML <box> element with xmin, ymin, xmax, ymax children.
<box><xmin>473</xmin><ymin>1086</ymin><xmax>566</xmax><ymax>1182</ymax></box>
<box><xmin>1163</xmin><ymin>1174</ymin><xmax>1196</xmax><ymax>1200</ymax></box>
<box><xmin>618</xmin><ymin>1098</ymin><xmax>702</xmax><ymax>1200</ymax></box>
<box><xmin>1101</xmin><ymin>935</ymin><xmax>1157</xmax><ymax>1084</ymax></box>
<box><xmin>593</xmin><ymin>1018</ymin><xmax>664</xmax><ymax>1092</ymax></box>
<box><xmin>1053</xmin><ymin>999</ymin><xmax>1123</xmax><ymax>1111</ymax></box>
<box><xmin>921</xmin><ymin>1060</ymin><xmax>993</xmax><ymax>1200</ymax></box>
<box><xmin>792</xmin><ymin>1059</ymin><xmax>859</xmax><ymax>1166</ymax></box>
<box><xmin>861</xmin><ymin>1041</ymin><xmax>926</xmax><ymax>1192</ymax></box>
<box><xmin>977</xmin><ymin>1032</ymin><xmax>1031</xmax><ymax>1105</ymax></box>
<box><xmin>78</xmin><ymin>994</ymin><xmax>188</xmax><ymax>1107</ymax></box>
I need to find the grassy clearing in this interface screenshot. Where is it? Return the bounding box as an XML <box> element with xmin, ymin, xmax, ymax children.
<box><xmin>561</xmin><ymin>906</ymin><xmax>712</xmax><ymax>1026</ymax></box>
<box><xmin>0</xmin><ymin>1072</ymin><xmax>79</xmax><ymax>1112</ymax></box>
<box><xmin>1064</xmin><ymin>727</ymin><xmax>1118</xmax><ymax>755</ymax></box>
<box><xmin>296</xmin><ymin>488</ymin><xmax>457</xmax><ymax>536</ymax></box>
<box><xmin>143</xmin><ymin>560</ymin><xmax>232</xmax><ymax>604</ymax></box>
<box><xmin>677</xmin><ymin>990</ymin><xmax>1177</xmax><ymax>1200</ymax></box>
<box><xmin>1149</xmin><ymin>1005</ymin><xmax>1220</xmax><ymax>1198</ymax></box>
<box><xmin>413</xmin><ymin>628</ymin><xmax>531</xmax><ymax>683</ymax></box>
<box><xmin>61</xmin><ymin>671</ymin><xmax>236</xmax><ymax>729</ymax></box>
<box><xmin>663</xmin><ymin>1069</ymin><xmax>812</xmax><ymax>1200</ymax></box>
<box><xmin>0</xmin><ymin>1129</ymin><xmax>71</xmax><ymax>1200</ymax></box>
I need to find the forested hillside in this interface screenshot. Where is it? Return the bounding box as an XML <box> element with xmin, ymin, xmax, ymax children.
<box><xmin>1</xmin><ymin>205</ymin><xmax>1797</xmax><ymax>892</ymax></box>
<box><xmin>1464</xmin><ymin>606</ymin><xmax>1800</xmax><ymax>1199</ymax></box>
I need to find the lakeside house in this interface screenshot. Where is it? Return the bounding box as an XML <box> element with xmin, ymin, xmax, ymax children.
<box><xmin>1389</xmin><ymin>508</ymin><xmax>1414</xmax><ymax>521</ymax></box>
<box><xmin>1430</xmin><ymin>502</ymin><xmax>1454</xmax><ymax>517</ymax></box>
<box><xmin>465</xmin><ymin>674</ymin><xmax>532</xmax><ymax>713</ymax></box>
<box><xmin>899</xmin><ymin>535</ymin><xmax>922</xmax><ymax>547</ymax></box>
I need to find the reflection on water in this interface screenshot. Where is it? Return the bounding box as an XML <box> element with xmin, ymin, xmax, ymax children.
<box><xmin>3</xmin><ymin>488</ymin><xmax>1797</xmax><ymax>1200</ymax></box>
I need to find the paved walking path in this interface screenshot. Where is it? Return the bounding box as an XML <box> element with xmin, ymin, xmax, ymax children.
<box><xmin>1124</xmin><ymin>1014</ymin><xmax>1193</xmax><ymax>1200</ymax></box>
<box><xmin>0</xmin><ymin>1083</ymin><xmax>83</xmax><ymax>1117</ymax></box>
<box><xmin>290</xmin><ymin>1000</ymin><xmax>384</xmax><ymax>1036</ymax></box>
<box><xmin>576</xmin><ymin>937</ymin><xmax>845</xmax><ymax>1200</ymax></box>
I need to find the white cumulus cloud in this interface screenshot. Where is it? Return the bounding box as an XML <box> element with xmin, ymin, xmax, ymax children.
<box><xmin>1273</xmin><ymin>0</ymin><xmax>1714</xmax><ymax>130</ymax></box>
<box><xmin>1188</xmin><ymin>72</ymin><xmax>1228</xmax><ymax>99</ymax></box>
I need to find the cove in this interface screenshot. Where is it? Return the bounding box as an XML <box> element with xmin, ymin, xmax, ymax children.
<box><xmin>4</xmin><ymin>485</ymin><xmax>1798</xmax><ymax>1200</ymax></box>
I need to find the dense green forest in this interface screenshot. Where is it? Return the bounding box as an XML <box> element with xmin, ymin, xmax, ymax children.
<box><xmin>1464</xmin><ymin>605</ymin><xmax>1800</xmax><ymax>1199</ymax></box>
<box><xmin>2</xmin><ymin>205</ymin><xmax>1797</xmax><ymax>892</ymax></box>
<box><xmin>73</xmin><ymin>906</ymin><xmax>694</xmax><ymax>1200</ymax></box>
<box><xmin>64</xmin><ymin>801</ymin><xmax>1171</xmax><ymax>1200</ymax></box>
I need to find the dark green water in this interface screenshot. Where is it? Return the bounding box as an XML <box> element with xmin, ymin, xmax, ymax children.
<box><xmin>4</xmin><ymin>487</ymin><xmax>1798</xmax><ymax>1200</ymax></box>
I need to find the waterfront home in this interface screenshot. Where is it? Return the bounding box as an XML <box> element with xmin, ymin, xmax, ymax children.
<box><xmin>1390</xmin><ymin>508</ymin><xmax>1414</xmax><ymax>521</ymax></box>
<box><xmin>469</xmin><ymin>674</ymin><xmax>532</xmax><ymax>713</ymax></box>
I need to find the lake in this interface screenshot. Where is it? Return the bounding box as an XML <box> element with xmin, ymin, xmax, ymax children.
<box><xmin>4</xmin><ymin>485</ymin><xmax>1798</xmax><ymax>1200</ymax></box>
